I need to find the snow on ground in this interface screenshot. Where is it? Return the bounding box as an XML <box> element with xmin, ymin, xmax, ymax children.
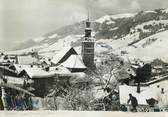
<box><xmin>97</xmin><ymin>32</ymin><xmax>139</xmax><ymax>51</ymax></box>
<box><xmin>39</xmin><ymin>35</ymin><xmax>82</xmax><ymax>54</ymax></box>
<box><xmin>95</xmin><ymin>15</ymin><xmax>114</xmax><ymax>24</ymax></box>
<box><xmin>109</xmin><ymin>27</ymin><xmax>118</xmax><ymax>31</ymax></box>
<box><xmin>143</xmin><ymin>10</ymin><xmax>157</xmax><ymax>14</ymax></box>
<box><xmin>93</xmin><ymin>29</ymin><xmax>168</xmax><ymax>63</ymax></box>
<box><xmin>92</xmin><ymin>86</ymin><xmax>108</xmax><ymax>99</ymax></box>
<box><xmin>0</xmin><ymin>111</ymin><xmax>166</xmax><ymax>117</ymax></box>
<box><xmin>6</xmin><ymin>17</ymin><xmax>168</xmax><ymax>63</ymax></box>
<box><xmin>119</xmin><ymin>85</ymin><xmax>150</xmax><ymax>105</ymax></box>
<box><xmin>48</xmin><ymin>33</ymin><xmax>59</xmax><ymax>39</ymax></box>
<box><xmin>33</xmin><ymin>37</ymin><xmax>45</xmax><ymax>43</ymax></box>
<box><xmin>95</xmin><ymin>42</ymin><xmax>110</xmax><ymax>54</ymax></box>
<box><xmin>135</xmin><ymin>20</ymin><xmax>168</xmax><ymax>32</ymax></box>
<box><xmin>6</xmin><ymin>34</ymin><xmax>82</xmax><ymax>58</ymax></box>
<box><xmin>106</xmin><ymin>21</ymin><xmax>115</xmax><ymax>25</ymax></box>
<box><xmin>113</xmin><ymin>30</ymin><xmax>168</xmax><ymax>62</ymax></box>
<box><xmin>162</xmin><ymin>8</ymin><xmax>168</xmax><ymax>13</ymax></box>
<box><xmin>6</xmin><ymin>44</ymin><xmax>48</xmax><ymax>55</ymax></box>
<box><xmin>110</xmin><ymin>13</ymin><xmax>135</xmax><ymax>19</ymax></box>
<box><xmin>7</xmin><ymin>29</ymin><xmax>168</xmax><ymax>63</ymax></box>
<box><xmin>120</xmin><ymin>80</ymin><xmax>168</xmax><ymax>108</ymax></box>
<box><xmin>95</xmin><ymin>13</ymin><xmax>135</xmax><ymax>24</ymax></box>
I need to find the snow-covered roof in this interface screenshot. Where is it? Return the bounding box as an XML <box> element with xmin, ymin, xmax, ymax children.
<box><xmin>69</xmin><ymin>72</ymin><xmax>86</xmax><ymax>78</ymax></box>
<box><xmin>1</xmin><ymin>76</ymin><xmax>34</xmax><ymax>85</ymax></box>
<box><xmin>22</xmin><ymin>65</ymin><xmax>73</xmax><ymax>79</ymax></box>
<box><xmin>23</xmin><ymin>67</ymin><xmax>56</xmax><ymax>79</ymax></box>
<box><xmin>17</xmin><ymin>55</ymin><xmax>38</xmax><ymax>65</ymax></box>
<box><xmin>141</xmin><ymin>75</ymin><xmax>168</xmax><ymax>86</ymax></box>
<box><xmin>60</xmin><ymin>55</ymin><xmax>86</xmax><ymax>69</ymax></box>
<box><xmin>23</xmin><ymin>68</ymin><xmax>54</xmax><ymax>79</ymax></box>
<box><xmin>50</xmin><ymin>66</ymin><xmax>71</xmax><ymax>75</ymax></box>
<box><xmin>51</xmin><ymin>47</ymin><xmax>77</xmax><ymax>65</ymax></box>
<box><xmin>14</xmin><ymin>64</ymin><xmax>38</xmax><ymax>74</ymax></box>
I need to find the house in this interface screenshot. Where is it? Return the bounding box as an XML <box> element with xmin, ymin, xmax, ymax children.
<box><xmin>0</xmin><ymin>54</ymin><xmax>17</xmax><ymax>65</ymax></box>
<box><xmin>151</xmin><ymin>59</ymin><xmax>168</xmax><ymax>74</ymax></box>
<box><xmin>21</xmin><ymin>67</ymin><xmax>56</xmax><ymax>79</ymax></box>
<box><xmin>0</xmin><ymin>75</ymin><xmax>34</xmax><ymax>86</ymax></box>
<box><xmin>136</xmin><ymin>63</ymin><xmax>152</xmax><ymax>82</ymax></box>
<box><xmin>0</xmin><ymin>65</ymin><xmax>17</xmax><ymax>77</ymax></box>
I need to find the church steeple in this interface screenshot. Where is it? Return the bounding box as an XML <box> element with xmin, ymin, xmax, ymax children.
<box><xmin>85</xmin><ymin>18</ymin><xmax>91</xmax><ymax>38</ymax></box>
<box><xmin>81</xmin><ymin>17</ymin><xmax>95</xmax><ymax>69</ymax></box>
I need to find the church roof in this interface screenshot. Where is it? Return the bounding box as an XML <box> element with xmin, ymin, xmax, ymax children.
<box><xmin>60</xmin><ymin>55</ymin><xmax>86</xmax><ymax>69</ymax></box>
<box><xmin>51</xmin><ymin>47</ymin><xmax>77</xmax><ymax>65</ymax></box>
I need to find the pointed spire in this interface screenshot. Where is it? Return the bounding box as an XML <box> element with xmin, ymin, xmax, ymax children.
<box><xmin>87</xmin><ymin>10</ymin><xmax>90</xmax><ymax>22</ymax></box>
<box><xmin>84</xmin><ymin>10</ymin><xmax>92</xmax><ymax>39</ymax></box>
<box><xmin>86</xmin><ymin>12</ymin><xmax>91</xmax><ymax>29</ymax></box>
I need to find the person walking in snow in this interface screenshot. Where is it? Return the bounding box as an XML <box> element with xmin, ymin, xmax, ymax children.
<box><xmin>127</xmin><ymin>93</ymin><xmax>138</xmax><ymax>112</ymax></box>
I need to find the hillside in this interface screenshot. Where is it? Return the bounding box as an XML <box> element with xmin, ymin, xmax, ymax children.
<box><xmin>112</xmin><ymin>30</ymin><xmax>168</xmax><ymax>61</ymax></box>
<box><xmin>8</xmin><ymin>8</ymin><xmax>168</xmax><ymax>62</ymax></box>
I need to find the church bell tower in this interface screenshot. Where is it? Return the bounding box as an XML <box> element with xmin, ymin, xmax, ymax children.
<box><xmin>81</xmin><ymin>18</ymin><xmax>95</xmax><ymax>69</ymax></box>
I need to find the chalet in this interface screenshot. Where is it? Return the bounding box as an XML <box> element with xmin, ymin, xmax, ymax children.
<box><xmin>151</xmin><ymin>59</ymin><xmax>168</xmax><ymax>74</ymax></box>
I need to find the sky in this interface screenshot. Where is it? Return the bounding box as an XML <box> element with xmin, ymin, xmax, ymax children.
<box><xmin>0</xmin><ymin>0</ymin><xmax>168</xmax><ymax>51</ymax></box>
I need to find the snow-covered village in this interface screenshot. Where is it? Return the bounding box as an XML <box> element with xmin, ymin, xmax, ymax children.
<box><xmin>2</xmin><ymin>1</ymin><xmax>168</xmax><ymax>114</ymax></box>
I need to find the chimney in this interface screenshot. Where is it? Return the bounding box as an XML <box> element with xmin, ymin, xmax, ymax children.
<box><xmin>137</xmin><ymin>82</ymin><xmax>140</xmax><ymax>93</ymax></box>
<box><xmin>15</xmin><ymin>55</ymin><xmax>18</xmax><ymax>64</ymax></box>
<box><xmin>161</xmin><ymin>88</ymin><xmax>164</xmax><ymax>94</ymax></box>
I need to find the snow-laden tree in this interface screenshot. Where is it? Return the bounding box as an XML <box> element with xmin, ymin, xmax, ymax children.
<box><xmin>45</xmin><ymin>53</ymin><xmax>133</xmax><ymax>111</ymax></box>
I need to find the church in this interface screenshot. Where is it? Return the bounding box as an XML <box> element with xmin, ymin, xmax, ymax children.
<box><xmin>51</xmin><ymin>18</ymin><xmax>95</xmax><ymax>71</ymax></box>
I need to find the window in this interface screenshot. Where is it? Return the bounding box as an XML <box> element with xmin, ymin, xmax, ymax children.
<box><xmin>85</xmin><ymin>44</ymin><xmax>93</xmax><ymax>48</ymax></box>
<box><xmin>86</xmin><ymin>50</ymin><xmax>93</xmax><ymax>54</ymax></box>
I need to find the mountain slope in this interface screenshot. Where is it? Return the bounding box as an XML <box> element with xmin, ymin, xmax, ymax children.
<box><xmin>7</xmin><ymin>8</ymin><xmax>168</xmax><ymax>62</ymax></box>
<box><xmin>117</xmin><ymin>30</ymin><xmax>168</xmax><ymax>61</ymax></box>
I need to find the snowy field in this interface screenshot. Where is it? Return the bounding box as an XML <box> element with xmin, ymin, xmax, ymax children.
<box><xmin>0</xmin><ymin>111</ymin><xmax>166</xmax><ymax>117</ymax></box>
